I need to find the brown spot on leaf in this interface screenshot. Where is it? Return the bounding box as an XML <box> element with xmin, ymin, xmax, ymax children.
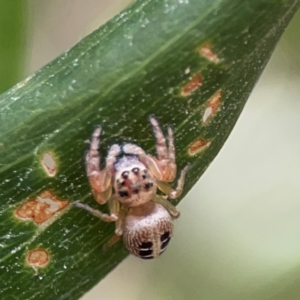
<box><xmin>41</xmin><ymin>152</ymin><xmax>57</xmax><ymax>177</ymax></box>
<box><xmin>198</xmin><ymin>44</ymin><xmax>220</xmax><ymax>63</ymax></box>
<box><xmin>202</xmin><ymin>89</ymin><xmax>222</xmax><ymax>125</ymax></box>
<box><xmin>181</xmin><ymin>74</ymin><xmax>202</xmax><ymax>97</ymax></box>
<box><xmin>15</xmin><ymin>190</ymin><xmax>69</xmax><ymax>225</ymax></box>
<box><xmin>188</xmin><ymin>139</ymin><xmax>211</xmax><ymax>156</ymax></box>
<box><xmin>27</xmin><ymin>248</ymin><xmax>49</xmax><ymax>267</ymax></box>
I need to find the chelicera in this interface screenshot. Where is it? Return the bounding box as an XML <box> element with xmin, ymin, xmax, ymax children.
<box><xmin>74</xmin><ymin>115</ymin><xmax>189</xmax><ymax>259</ymax></box>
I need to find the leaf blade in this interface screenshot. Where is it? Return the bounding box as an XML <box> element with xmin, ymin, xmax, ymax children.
<box><xmin>0</xmin><ymin>0</ymin><xmax>299</xmax><ymax>299</ymax></box>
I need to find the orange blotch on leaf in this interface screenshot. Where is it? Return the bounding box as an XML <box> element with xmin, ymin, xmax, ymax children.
<box><xmin>27</xmin><ymin>248</ymin><xmax>49</xmax><ymax>267</ymax></box>
<box><xmin>181</xmin><ymin>74</ymin><xmax>202</xmax><ymax>97</ymax></box>
<box><xmin>202</xmin><ymin>89</ymin><xmax>222</xmax><ymax>125</ymax></box>
<box><xmin>198</xmin><ymin>44</ymin><xmax>220</xmax><ymax>63</ymax></box>
<box><xmin>15</xmin><ymin>190</ymin><xmax>69</xmax><ymax>225</ymax></box>
<box><xmin>188</xmin><ymin>139</ymin><xmax>211</xmax><ymax>156</ymax></box>
<box><xmin>41</xmin><ymin>152</ymin><xmax>57</xmax><ymax>177</ymax></box>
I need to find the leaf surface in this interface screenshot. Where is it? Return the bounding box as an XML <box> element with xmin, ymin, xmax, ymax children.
<box><xmin>0</xmin><ymin>0</ymin><xmax>298</xmax><ymax>299</ymax></box>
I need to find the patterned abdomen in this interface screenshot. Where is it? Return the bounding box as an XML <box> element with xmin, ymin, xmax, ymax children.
<box><xmin>123</xmin><ymin>202</ymin><xmax>173</xmax><ymax>259</ymax></box>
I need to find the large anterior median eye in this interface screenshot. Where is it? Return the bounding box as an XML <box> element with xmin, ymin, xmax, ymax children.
<box><xmin>121</xmin><ymin>171</ymin><xmax>129</xmax><ymax>179</ymax></box>
<box><xmin>132</xmin><ymin>167</ymin><xmax>139</xmax><ymax>174</ymax></box>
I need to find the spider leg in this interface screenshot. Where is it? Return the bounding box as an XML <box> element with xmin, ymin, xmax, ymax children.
<box><xmin>148</xmin><ymin>116</ymin><xmax>177</xmax><ymax>182</ymax></box>
<box><xmin>148</xmin><ymin>116</ymin><xmax>190</xmax><ymax>196</ymax></box>
<box><xmin>86</xmin><ymin>126</ymin><xmax>112</xmax><ymax>204</ymax></box>
<box><xmin>72</xmin><ymin>202</ymin><xmax>118</xmax><ymax>222</ymax></box>
<box><xmin>166</xmin><ymin>125</ymin><xmax>177</xmax><ymax>180</ymax></box>
<box><xmin>158</xmin><ymin>164</ymin><xmax>190</xmax><ymax>199</ymax></box>
<box><xmin>152</xmin><ymin>195</ymin><xmax>180</xmax><ymax>219</ymax></box>
<box><xmin>149</xmin><ymin>115</ymin><xmax>168</xmax><ymax>162</ymax></box>
<box><xmin>86</xmin><ymin>126</ymin><xmax>102</xmax><ymax>177</ymax></box>
<box><xmin>103</xmin><ymin>205</ymin><xmax>128</xmax><ymax>250</ymax></box>
<box><xmin>73</xmin><ymin>193</ymin><xmax>121</xmax><ymax>223</ymax></box>
<box><xmin>106</xmin><ymin>144</ymin><xmax>121</xmax><ymax>173</ymax></box>
<box><xmin>102</xmin><ymin>235</ymin><xmax>121</xmax><ymax>250</ymax></box>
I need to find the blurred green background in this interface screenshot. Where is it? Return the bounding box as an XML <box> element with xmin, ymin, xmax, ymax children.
<box><xmin>6</xmin><ymin>1</ymin><xmax>300</xmax><ymax>299</ymax></box>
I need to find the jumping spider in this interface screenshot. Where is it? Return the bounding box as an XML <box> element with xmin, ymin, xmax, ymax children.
<box><xmin>74</xmin><ymin>116</ymin><xmax>189</xmax><ymax>259</ymax></box>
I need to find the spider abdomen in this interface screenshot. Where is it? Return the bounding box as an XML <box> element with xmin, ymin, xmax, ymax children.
<box><xmin>123</xmin><ymin>202</ymin><xmax>173</xmax><ymax>259</ymax></box>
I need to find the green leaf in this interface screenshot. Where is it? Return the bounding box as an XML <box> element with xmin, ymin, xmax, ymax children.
<box><xmin>0</xmin><ymin>0</ymin><xmax>298</xmax><ymax>299</ymax></box>
<box><xmin>0</xmin><ymin>0</ymin><xmax>26</xmax><ymax>93</ymax></box>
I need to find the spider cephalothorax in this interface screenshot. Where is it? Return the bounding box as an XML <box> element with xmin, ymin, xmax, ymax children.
<box><xmin>74</xmin><ymin>115</ymin><xmax>189</xmax><ymax>259</ymax></box>
<box><xmin>113</xmin><ymin>154</ymin><xmax>157</xmax><ymax>207</ymax></box>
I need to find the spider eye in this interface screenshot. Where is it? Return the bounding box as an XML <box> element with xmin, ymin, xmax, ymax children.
<box><xmin>122</xmin><ymin>171</ymin><xmax>129</xmax><ymax>179</ymax></box>
<box><xmin>144</xmin><ymin>182</ymin><xmax>153</xmax><ymax>190</ymax></box>
<box><xmin>142</xmin><ymin>169</ymin><xmax>148</xmax><ymax>179</ymax></box>
<box><xmin>119</xmin><ymin>191</ymin><xmax>129</xmax><ymax>198</ymax></box>
<box><xmin>132</xmin><ymin>167</ymin><xmax>139</xmax><ymax>174</ymax></box>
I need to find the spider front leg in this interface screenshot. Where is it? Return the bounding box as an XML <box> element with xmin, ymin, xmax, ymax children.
<box><xmin>158</xmin><ymin>164</ymin><xmax>190</xmax><ymax>199</ymax></box>
<box><xmin>148</xmin><ymin>115</ymin><xmax>177</xmax><ymax>182</ymax></box>
<box><xmin>86</xmin><ymin>126</ymin><xmax>120</xmax><ymax>204</ymax></box>
<box><xmin>148</xmin><ymin>116</ymin><xmax>190</xmax><ymax>198</ymax></box>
